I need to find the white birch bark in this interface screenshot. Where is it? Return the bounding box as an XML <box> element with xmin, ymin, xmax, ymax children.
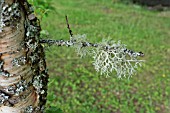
<box><xmin>0</xmin><ymin>0</ymin><xmax>48</xmax><ymax>112</ymax></box>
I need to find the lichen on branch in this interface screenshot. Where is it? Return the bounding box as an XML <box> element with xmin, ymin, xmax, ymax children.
<box><xmin>40</xmin><ymin>34</ymin><xmax>144</xmax><ymax>78</ymax></box>
<box><xmin>40</xmin><ymin>15</ymin><xmax>144</xmax><ymax>78</ymax></box>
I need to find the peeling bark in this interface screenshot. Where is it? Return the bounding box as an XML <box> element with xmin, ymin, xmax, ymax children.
<box><xmin>0</xmin><ymin>0</ymin><xmax>48</xmax><ymax>113</ymax></box>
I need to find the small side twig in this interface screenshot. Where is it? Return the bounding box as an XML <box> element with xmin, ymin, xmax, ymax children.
<box><xmin>65</xmin><ymin>15</ymin><xmax>73</xmax><ymax>37</ymax></box>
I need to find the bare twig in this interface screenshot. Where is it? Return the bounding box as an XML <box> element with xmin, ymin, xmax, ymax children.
<box><xmin>65</xmin><ymin>15</ymin><xmax>73</xmax><ymax>37</ymax></box>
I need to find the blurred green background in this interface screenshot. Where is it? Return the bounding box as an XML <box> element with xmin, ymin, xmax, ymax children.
<box><xmin>29</xmin><ymin>0</ymin><xmax>170</xmax><ymax>112</ymax></box>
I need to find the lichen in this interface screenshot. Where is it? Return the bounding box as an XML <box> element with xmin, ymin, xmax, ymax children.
<box><xmin>0</xmin><ymin>2</ymin><xmax>21</xmax><ymax>31</ymax></box>
<box><xmin>12</xmin><ymin>56</ymin><xmax>26</xmax><ymax>67</ymax></box>
<box><xmin>0</xmin><ymin>0</ymin><xmax>5</xmax><ymax>32</ymax></box>
<box><xmin>24</xmin><ymin>105</ymin><xmax>33</xmax><ymax>113</ymax></box>
<box><xmin>33</xmin><ymin>75</ymin><xmax>43</xmax><ymax>94</ymax></box>
<box><xmin>92</xmin><ymin>39</ymin><xmax>144</xmax><ymax>78</ymax></box>
<box><xmin>0</xmin><ymin>54</ymin><xmax>10</xmax><ymax>77</ymax></box>
<box><xmin>4</xmin><ymin>80</ymin><xmax>29</xmax><ymax>96</ymax></box>
<box><xmin>0</xmin><ymin>91</ymin><xmax>9</xmax><ymax>105</ymax></box>
<box><xmin>71</xmin><ymin>35</ymin><xmax>144</xmax><ymax>78</ymax></box>
<box><xmin>15</xmin><ymin>80</ymin><xmax>28</xmax><ymax>96</ymax></box>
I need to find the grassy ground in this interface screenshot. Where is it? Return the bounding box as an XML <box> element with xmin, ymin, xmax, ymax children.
<box><xmin>40</xmin><ymin>0</ymin><xmax>170</xmax><ymax>113</ymax></box>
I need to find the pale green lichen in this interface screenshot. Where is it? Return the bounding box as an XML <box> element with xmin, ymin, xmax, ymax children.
<box><xmin>71</xmin><ymin>35</ymin><xmax>144</xmax><ymax>78</ymax></box>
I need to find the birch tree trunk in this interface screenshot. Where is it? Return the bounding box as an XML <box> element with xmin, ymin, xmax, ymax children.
<box><xmin>0</xmin><ymin>0</ymin><xmax>48</xmax><ymax>112</ymax></box>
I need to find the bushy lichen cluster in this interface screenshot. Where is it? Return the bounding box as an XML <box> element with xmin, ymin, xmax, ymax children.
<box><xmin>92</xmin><ymin>40</ymin><xmax>143</xmax><ymax>78</ymax></box>
<box><xmin>70</xmin><ymin>34</ymin><xmax>94</xmax><ymax>57</ymax></box>
<box><xmin>71</xmin><ymin>35</ymin><xmax>144</xmax><ymax>78</ymax></box>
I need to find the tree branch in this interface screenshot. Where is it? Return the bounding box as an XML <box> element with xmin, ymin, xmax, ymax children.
<box><xmin>65</xmin><ymin>15</ymin><xmax>73</xmax><ymax>37</ymax></box>
<box><xmin>39</xmin><ymin>16</ymin><xmax>145</xmax><ymax>77</ymax></box>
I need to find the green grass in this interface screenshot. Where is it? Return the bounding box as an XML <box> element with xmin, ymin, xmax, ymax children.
<box><xmin>40</xmin><ymin>0</ymin><xmax>170</xmax><ymax>112</ymax></box>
